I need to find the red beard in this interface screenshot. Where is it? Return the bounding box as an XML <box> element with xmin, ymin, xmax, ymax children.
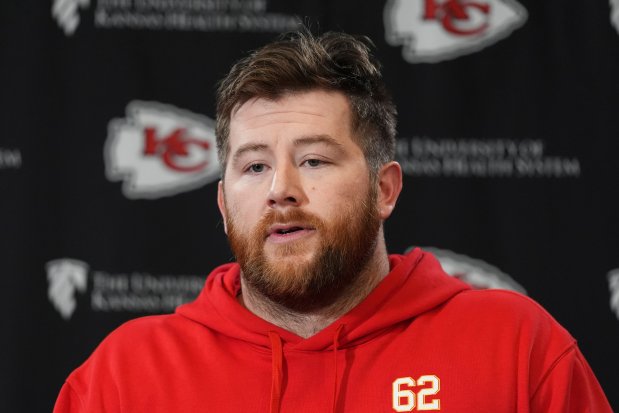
<box><xmin>226</xmin><ymin>186</ymin><xmax>380</xmax><ymax>312</ymax></box>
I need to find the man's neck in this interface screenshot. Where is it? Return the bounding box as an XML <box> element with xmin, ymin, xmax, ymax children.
<box><xmin>237</xmin><ymin>242</ymin><xmax>391</xmax><ymax>339</ymax></box>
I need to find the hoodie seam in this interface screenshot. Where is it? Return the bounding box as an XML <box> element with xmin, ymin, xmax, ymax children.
<box><xmin>529</xmin><ymin>342</ymin><xmax>578</xmax><ymax>401</ymax></box>
<box><xmin>63</xmin><ymin>380</ymin><xmax>86</xmax><ymax>410</ymax></box>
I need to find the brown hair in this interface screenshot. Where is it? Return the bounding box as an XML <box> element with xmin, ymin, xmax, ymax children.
<box><xmin>215</xmin><ymin>30</ymin><xmax>397</xmax><ymax>178</ymax></box>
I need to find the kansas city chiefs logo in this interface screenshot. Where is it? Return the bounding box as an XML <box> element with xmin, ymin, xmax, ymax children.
<box><xmin>385</xmin><ymin>0</ymin><xmax>528</xmax><ymax>63</ymax></box>
<box><xmin>105</xmin><ymin>101</ymin><xmax>220</xmax><ymax>199</ymax></box>
<box><xmin>410</xmin><ymin>246</ymin><xmax>527</xmax><ymax>293</ymax></box>
<box><xmin>611</xmin><ymin>0</ymin><xmax>619</xmax><ymax>35</ymax></box>
<box><xmin>608</xmin><ymin>269</ymin><xmax>619</xmax><ymax>320</ymax></box>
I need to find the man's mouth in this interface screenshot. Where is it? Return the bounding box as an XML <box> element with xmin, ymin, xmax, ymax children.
<box><xmin>267</xmin><ymin>224</ymin><xmax>316</xmax><ymax>243</ymax></box>
<box><xmin>274</xmin><ymin>226</ymin><xmax>303</xmax><ymax>235</ymax></box>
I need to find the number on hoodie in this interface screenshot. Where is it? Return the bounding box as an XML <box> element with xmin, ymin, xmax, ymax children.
<box><xmin>392</xmin><ymin>375</ymin><xmax>440</xmax><ymax>411</ymax></box>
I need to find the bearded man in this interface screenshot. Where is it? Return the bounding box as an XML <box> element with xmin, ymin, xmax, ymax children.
<box><xmin>54</xmin><ymin>30</ymin><xmax>612</xmax><ymax>413</ymax></box>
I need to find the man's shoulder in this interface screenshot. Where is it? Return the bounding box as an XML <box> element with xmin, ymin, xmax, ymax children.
<box><xmin>64</xmin><ymin>312</ymin><xmax>213</xmax><ymax>398</ymax></box>
<box><xmin>446</xmin><ymin>288</ymin><xmax>575</xmax><ymax>345</ymax></box>
<box><xmin>87</xmin><ymin>313</ymin><xmax>198</xmax><ymax>359</ymax></box>
<box><xmin>439</xmin><ymin>288</ymin><xmax>573</xmax><ymax>339</ymax></box>
<box><xmin>449</xmin><ymin>288</ymin><xmax>546</xmax><ymax>314</ymax></box>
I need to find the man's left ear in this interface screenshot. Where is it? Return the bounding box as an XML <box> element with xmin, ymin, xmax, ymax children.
<box><xmin>217</xmin><ymin>180</ymin><xmax>228</xmax><ymax>234</ymax></box>
<box><xmin>376</xmin><ymin>161</ymin><xmax>403</xmax><ymax>220</ymax></box>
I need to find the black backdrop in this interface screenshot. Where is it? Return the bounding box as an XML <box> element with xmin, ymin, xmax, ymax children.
<box><xmin>1</xmin><ymin>0</ymin><xmax>618</xmax><ymax>411</ymax></box>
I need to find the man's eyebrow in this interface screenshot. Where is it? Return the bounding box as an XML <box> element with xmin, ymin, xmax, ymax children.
<box><xmin>231</xmin><ymin>135</ymin><xmax>345</xmax><ymax>165</ymax></box>
<box><xmin>294</xmin><ymin>134</ymin><xmax>344</xmax><ymax>150</ymax></box>
<box><xmin>231</xmin><ymin>143</ymin><xmax>269</xmax><ymax>164</ymax></box>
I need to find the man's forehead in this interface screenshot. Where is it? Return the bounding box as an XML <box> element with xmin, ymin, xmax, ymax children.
<box><xmin>231</xmin><ymin>134</ymin><xmax>345</xmax><ymax>162</ymax></box>
<box><xmin>230</xmin><ymin>90</ymin><xmax>351</xmax><ymax>128</ymax></box>
<box><xmin>224</xmin><ymin>90</ymin><xmax>360</xmax><ymax>168</ymax></box>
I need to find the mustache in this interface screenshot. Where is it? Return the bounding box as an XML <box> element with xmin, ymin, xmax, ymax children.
<box><xmin>255</xmin><ymin>208</ymin><xmax>324</xmax><ymax>235</ymax></box>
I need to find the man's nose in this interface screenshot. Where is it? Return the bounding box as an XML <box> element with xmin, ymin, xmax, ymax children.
<box><xmin>267</xmin><ymin>162</ymin><xmax>307</xmax><ymax>208</ymax></box>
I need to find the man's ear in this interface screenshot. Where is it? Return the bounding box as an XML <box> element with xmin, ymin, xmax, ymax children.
<box><xmin>217</xmin><ymin>180</ymin><xmax>228</xmax><ymax>234</ymax></box>
<box><xmin>376</xmin><ymin>161</ymin><xmax>403</xmax><ymax>220</ymax></box>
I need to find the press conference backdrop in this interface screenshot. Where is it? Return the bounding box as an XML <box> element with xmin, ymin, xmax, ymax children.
<box><xmin>1</xmin><ymin>0</ymin><xmax>618</xmax><ymax>411</ymax></box>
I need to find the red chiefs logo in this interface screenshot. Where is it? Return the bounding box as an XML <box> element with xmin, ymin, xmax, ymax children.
<box><xmin>143</xmin><ymin>127</ymin><xmax>210</xmax><ymax>173</ymax></box>
<box><xmin>422</xmin><ymin>0</ymin><xmax>490</xmax><ymax>36</ymax></box>
<box><xmin>105</xmin><ymin>101</ymin><xmax>219</xmax><ymax>200</ymax></box>
<box><xmin>385</xmin><ymin>0</ymin><xmax>527</xmax><ymax>63</ymax></box>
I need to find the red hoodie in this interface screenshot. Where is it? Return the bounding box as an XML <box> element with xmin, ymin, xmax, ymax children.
<box><xmin>54</xmin><ymin>249</ymin><xmax>612</xmax><ymax>412</ymax></box>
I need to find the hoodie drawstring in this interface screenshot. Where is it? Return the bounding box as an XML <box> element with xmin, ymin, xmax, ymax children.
<box><xmin>268</xmin><ymin>325</ymin><xmax>344</xmax><ymax>413</ymax></box>
<box><xmin>332</xmin><ymin>324</ymin><xmax>344</xmax><ymax>413</ymax></box>
<box><xmin>268</xmin><ymin>331</ymin><xmax>283</xmax><ymax>413</ymax></box>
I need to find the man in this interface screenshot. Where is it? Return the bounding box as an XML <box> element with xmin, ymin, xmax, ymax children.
<box><xmin>54</xmin><ymin>31</ymin><xmax>612</xmax><ymax>412</ymax></box>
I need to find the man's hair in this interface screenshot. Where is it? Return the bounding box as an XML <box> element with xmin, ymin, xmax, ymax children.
<box><xmin>215</xmin><ymin>30</ymin><xmax>397</xmax><ymax>178</ymax></box>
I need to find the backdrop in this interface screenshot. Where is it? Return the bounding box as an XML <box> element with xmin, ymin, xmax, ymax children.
<box><xmin>1</xmin><ymin>0</ymin><xmax>618</xmax><ymax>411</ymax></box>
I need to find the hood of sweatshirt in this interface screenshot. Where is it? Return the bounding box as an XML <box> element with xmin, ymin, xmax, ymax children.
<box><xmin>176</xmin><ymin>248</ymin><xmax>470</xmax><ymax>413</ymax></box>
<box><xmin>176</xmin><ymin>248</ymin><xmax>469</xmax><ymax>351</ymax></box>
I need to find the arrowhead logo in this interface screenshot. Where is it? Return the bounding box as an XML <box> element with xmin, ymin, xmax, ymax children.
<box><xmin>46</xmin><ymin>259</ymin><xmax>89</xmax><ymax>320</ymax></box>
<box><xmin>52</xmin><ymin>0</ymin><xmax>90</xmax><ymax>36</ymax></box>
<box><xmin>105</xmin><ymin>101</ymin><xmax>220</xmax><ymax>200</ymax></box>
<box><xmin>384</xmin><ymin>0</ymin><xmax>528</xmax><ymax>63</ymax></box>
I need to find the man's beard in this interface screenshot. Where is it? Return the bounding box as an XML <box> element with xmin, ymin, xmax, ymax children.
<box><xmin>226</xmin><ymin>186</ymin><xmax>381</xmax><ymax>313</ymax></box>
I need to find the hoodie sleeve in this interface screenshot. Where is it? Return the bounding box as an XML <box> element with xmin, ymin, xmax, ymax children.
<box><xmin>529</xmin><ymin>344</ymin><xmax>612</xmax><ymax>413</ymax></box>
<box><xmin>52</xmin><ymin>326</ymin><xmax>125</xmax><ymax>413</ymax></box>
<box><xmin>53</xmin><ymin>382</ymin><xmax>84</xmax><ymax>413</ymax></box>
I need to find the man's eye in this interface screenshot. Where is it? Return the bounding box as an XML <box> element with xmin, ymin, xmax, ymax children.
<box><xmin>304</xmin><ymin>159</ymin><xmax>322</xmax><ymax>167</ymax></box>
<box><xmin>248</xmin><ymin>163</ymin><xmax>265</xmax><ymax>173</ymax></box>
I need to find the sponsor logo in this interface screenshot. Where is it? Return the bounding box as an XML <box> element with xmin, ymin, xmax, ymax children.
<box><xmin>407</xmin><ymin>246</ymin><xmax>527</xmax><ymax>293</ymax></box>
<box><xmin>46</xmin><ymin>259</ymin><xmax>89</xmax><ymax>320</ymax></box>
<box><xmin>608</xmin><ymin>268</ymin><xmax>619</xmax><ymax>320</ymax></box>
<box><xmin>105</xmin><ymin>101</ymin><xmax>219</xmax><ymax>199</ymax></box>
<box><xmin>384</xmin><ymin>0</ymin><xmax>528</xmax><ymax>63</ymax></box>
<box><xmin>52</xmin><ymin>0</ymin><xmax>90</xmax><ymax>36</ymax></box>
<box><xmin>0</xmin><ymin>147</ymin><xmax>22</xmax><ymax>170</ymax></box>
<box><xmin>612</xmin><ymin>0</ymin><xmax>619</xmax><ymax>35</ymax></box>
<box><xmin>54</xmin><ymin>0</ymin><xmax>300</xmax><ymax>35</ymax></box>
<box><xmin>46</xmin><ymin>258</ymin><xmax>204</xmax><ymax>319</ymax></box>
<box><xmin>396</xmin><ymin>136</ymin><xmax>581</xmax><ymax>179</ymax></box>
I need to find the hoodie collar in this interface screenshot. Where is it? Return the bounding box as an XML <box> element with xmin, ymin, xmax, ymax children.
<box><xmin>176</xmin><ymin>248</ymin><xmax>470</xmax><ymax>413</ymax></box>
<box><xmin>176</xmin><ymin>248</ymin><xmax>470</xmax><ymax>351</ymax></box>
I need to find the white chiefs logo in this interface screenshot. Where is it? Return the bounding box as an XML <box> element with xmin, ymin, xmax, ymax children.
<box><xmin>384</xmin><ymin>0</ymin><xmax>528</xmax><ymax>63</ymax></box>
<box><xmin>608</xmin><ymin>268</ymin><xmax>619</xmax><ymax>320</ymax></box>
<box><xmin>47</xmin><ymin>259</ymin><xmax>89</xmax><ymax>320</ymax></box>
<box><xmin>415</xmin><ymin>246</ymin><xmax>527</xmax><ymax>293</ymax></box>
<box><xmin>105</xmin><ymin>101</ymin><xmax>220</xmax><ymax>200</ymax></box>
<box><xmin>611</xmin><ymin>0</ymin><xmax>619</xmax><ymax>35</ymax></box>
